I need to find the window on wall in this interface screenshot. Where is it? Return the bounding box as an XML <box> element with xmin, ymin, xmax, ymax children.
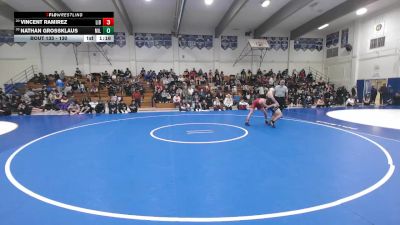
<box><xmin>326</xmin><ymin>47</ymin><xmax>339</xmax><ymax>58</ymax></box>
<box><xmin>370</xmin><ymin>37</ymin><xmax>385</xmax><ymax>49</ymax></box>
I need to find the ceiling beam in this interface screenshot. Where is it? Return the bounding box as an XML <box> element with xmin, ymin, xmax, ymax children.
<box><xmin>111</xmin><ymin>0</ymin><xmax>133</xmax><ymax>35</ymax></box>
<box><xmin>254</xmin><ymin>0</ymin><xmax>314</xmax><ymax>37</ymax></box>
<box><xmin>173</xmin><ymin>0</ymin><xmax>186</xmax><ymax>36</ymax></box>
<box><xmin>214</xmin><ymin>0</ymin><xmax>249</xmax><ymax>38</ymax></box>
<box><xmin>42</xmin><ymin>0</ymin><xmax>72</xmax><ymax>11</ymax></box>
<box><xmin>0</xmin><ymin>1</ymin><xmax>17</xmax><ymax>21</ymax></box>
<box><xmin>290</xmin><ymin>0</ymin><xmax>378</xmax><ymax>39</ymax></box>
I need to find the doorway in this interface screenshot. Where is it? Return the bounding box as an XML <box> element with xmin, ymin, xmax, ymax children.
<box><xmin>364</xmin><ymin>79</ymin><xmax>387</xmax><ymax>105</ymax></box>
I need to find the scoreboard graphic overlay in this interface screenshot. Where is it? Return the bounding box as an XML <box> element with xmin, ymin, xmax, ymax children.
<box><xmin>14</xmin><ymin>12</ymin><xmax>114</xmax><ymax>43</ymax></box>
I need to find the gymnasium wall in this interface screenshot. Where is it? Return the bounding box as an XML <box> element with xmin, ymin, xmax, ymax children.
<box><xmin>355</xmin><ymin>5</ymin><xmax>400</xmax><ymax>81</ymax></box>
<box><xmin>324</xmin><ymin>4</ymin><xmax>400</xmax><ymax>89</ymax></box>
<box><xmin>0</xmin><ymin>29</ymin><xmax>324</xmax><ymax>86</ymax></box>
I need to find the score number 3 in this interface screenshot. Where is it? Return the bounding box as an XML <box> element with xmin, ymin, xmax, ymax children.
<box><xmin>102</xmin><ymin>18</ymin><xmax>114</xmax><ymax>26</ymax></box>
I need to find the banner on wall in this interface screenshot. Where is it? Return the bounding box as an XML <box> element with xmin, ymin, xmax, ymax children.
<box><xmin>179</xmin><ymin>34</ymin><xmax>213</xmax><ymax>50</ymax></box>
<box><xmin>264</xmin><ymin>37</ymin><xmax>289</xmax><ymax>51</ymax></box>
<box><xmin>135</xmin><ymin>33</ymin><xmax>172</xmax><ymax>49</ymax></box>
<box><xmin>341</xmin><ymin>29</ymin><xmax>349</xmax><ymax>48</ymax></box>
<box><xmin>114</xmin><ymin>32</ymin><xmax>126</xmax><ymax>47</ymax></box>
<box><xmin>0</xmin><ymin>30</ymin><xmax>26</xmax><ymax>46</ymax></box>
<box><xmin>294</xmin><ymin>38</ymin><xmax>323</xmax><ymax>51</ymax></box>
<box><xmin>326</xmin><ymin>31</ymin><xmax>339</xmax><ymax>48</ymax></box>
<box><xmin>221</xmin><ymin>35</ymin><xmax>237</xmax><ymax>50</ymax></box>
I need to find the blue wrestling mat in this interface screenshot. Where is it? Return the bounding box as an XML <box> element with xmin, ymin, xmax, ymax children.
<box><xmin>0</xmin><ymin>108</ymin><xmax>399</xmax><ymax>225</ymax></box>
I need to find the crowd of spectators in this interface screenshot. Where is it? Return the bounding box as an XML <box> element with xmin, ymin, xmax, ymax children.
<box><xmin>144</xmin><ymin>67</ymin><xmax>391</xmax><ymax>112</ymax></box>
<box><xmin>0</xmin><ymin>67</ymin><xmax>142</xmax><ymax>116</ymax></box>
<box><xmin>2</xmin><ymin>66</ymin><xmax>399</xmax><ymax>116</ymax></box>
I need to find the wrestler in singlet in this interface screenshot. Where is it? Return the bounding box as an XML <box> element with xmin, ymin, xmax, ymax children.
<box><xmin>245</xmin><ymin>98</ymin><xmax>268</xmax><ymax>126</ymax></box>
<box><xmin>251</xmin><ymin>98</ymin><xmax>267</xmax><ymax>110</ymax></box>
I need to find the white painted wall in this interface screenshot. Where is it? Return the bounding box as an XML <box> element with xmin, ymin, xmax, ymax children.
<box><xmin>356</xmin><ymin>5</ymin><xmax>400</xmax><ymax>81</ymax></box>
<box><xmin>324</xmin><ymin>4</ymin><xmax>400</xmax><ymax>89</ymax></box>
<box><xmin>323</xmin><ymin>24</ymin><xmax>354</xmax><ymax>89</ymax></box>
<box><xmin>0</xmin><ymin>32</ymin><xmax>324</xmax><ymax>86</ymax></box>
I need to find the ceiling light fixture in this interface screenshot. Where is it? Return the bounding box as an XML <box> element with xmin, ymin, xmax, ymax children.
<box><xmin>145</xmin><ymin>0</ymin><xmax>151</xmax><ymax>2</ymax></box>
<box><xmin>205</xmin><ymin>0</ymin><xmax>214</xmax><ymax>6</ymax></box>
<box><xmin>318</xmin><ymin>24</ymin><xmax>329</xmax><ymax>30</ymax></box>
<box><xmin>356</xmin><ymin>7</ymin><xmax>368</xmax><ymax>16</ymax></box>
<box><xmin>261</xmin><ymin>0</ymin><xmax>271</xmax><ymax>8</ymax></box>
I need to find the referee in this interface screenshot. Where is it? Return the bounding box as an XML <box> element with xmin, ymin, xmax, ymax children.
<box><xmin>274</xmin><ymin>80</ymin><xmax>288</xmax><ymax>110</ymax></box>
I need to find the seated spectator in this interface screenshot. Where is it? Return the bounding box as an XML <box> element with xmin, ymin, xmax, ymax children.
<box><xmin>90</xmin><ymin>84</ymin><xmax>98</xmax><ymax>93</ymax></box>
<box><xmin>79</xmin><ymin>82</ymin><xmax>86</xmax><ymax>93</ymax></box>
<box><xmin>213</xmin><ymin>97</ymin><xmax>223</xmax><ymax>111</ymax></box>
<box><xmin>238</xmin><ymin>99</ymin><xmax>249</xmax><ymax>110</ymax></box>
<box><xmin>363</xmin><ymin>96</ymin><xmax>371</xmax><ymax>106</ymax></box>
<box><xmin>56</xmin><ymin>78</ymin><xmax>64</xmax><ymax>93</ymax></box>
<box><xmin>0</xmin><ymin>103</ymin><xmax>12</xmax><ymax>116</ymax></box>
<box><xmin>125</xmin><ymin>68</ymin><xmax>132</xmax><ymax>77</ymax></box>
<box><xmin>118</xmin><ymin>100</ymin><xmax>128</xmax><ymax>113</ymax></box>
<box><xmin>345</xmin><ymin>97</ymin><xmax>356</xmax><ymax>107</ymax></box>
<box><xmin>80</xmin><ymin>102</ymin><xmax>93</xmax><ymax>114</ymax></box>
<box><xmin>193</xmin><ymin>101</ymin><xmax>202</xmax><ymax>111</ymax></box>
<box><xmin>108</xmin><ymin>100</ymin><xmax>118</xmax><ymax>114</ymax></box>
<box><xmin>223</xmin><ymin>94</ymin><xmax>233</xmax><ymax>110</ymax></box>
<box><xmin>75</xmin><ymin>67</ymin><xmax>82</xmax><ymax>77</ymax></box>
<box><xmin>95</xmin><ymin>101</ymin><xmax>105</xmax><ymax>114</ymax></box>
<box><xmin>129</xmin><ymin>100</ymin><xmax>138</xmax><ymax>113</ymax></box>
<box><xmin>161</xmin><ymin>90</ymin><xmax>169</xmax><ymax>103</ymax></box>
<box><xmin>17</xmin><ymin>101</ymin><xmax>32</xmax><ymax>115</ymax></box>
<box><xmin>25</xmin><ymin>88</ymin><xmax>35</xmax><ymax>97</ymax></box>
<box><xmin>179</xmin><ymin>100</ymin><xmax>191</xmax><ymax>112</ymax></box>
<box><xmin>316</xmin><ymin>98</ymin><xmax>325</xmax><ymax>108</ymax></box>
<box><xmin>57</xmin><ymin>95</ymin><xmax>70</xmax><ymax>111</ymax></box>
<box><xmin>41</xmin><ymin>97</ymin><xmax>53</xmax><ymax>111</ymax></box>
<box><xmin>173</xmin><ymin>93</ymin><xmax>181</xmax><ymax>108</ymax></box>
<box><xmin>201</xmin><ymin>100</ymin><xmax>209</xmax><ymax>110</ymax></box>
<box><xmin>303</xmin><ymin>95</ymin><xmax>313</xmax><ymax>108</ymax></box>
<box><xmin>64</xmin><ymin>83</ymin><xmax>72</xmax><ymax>96</ymax></box>
<box><xmin>68</xmin><ymin>101</ymin><xmax>80</xmax><ymax>115</ymax></box>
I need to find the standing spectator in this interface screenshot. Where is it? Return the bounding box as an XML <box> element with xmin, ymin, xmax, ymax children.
<box><xmin>56</xmin><ymin>78</ymin><xmax>64</xmax><ymax>93</ymax></box>
<box><xmin>75</xmin><ymin>67</ymin><xmax>82</xmax><ymax>78</ymax></box>
<box><xmin>274</xmin><ymin>80</ymin><xmax>288</xmax><ymax>110</ymax></box>
<box><xmin>379</xmin><ymin>84</ymin><xmax>388</xmax><ymax>105</ymax></box>
<box><xmin>60</xmin><ymin>70</ymin><xmax>65</xmax><ymax>80</ymax></box>
<box><xmin>370</xmin><ymin>85</ymin><xmax>377</xmax><ymax>104</ymax></box>
<box><xmin>132</xmin><ymin>90</ymin><xmax>142</xmax><ymax>107</ymax></box>
<box><xmin>351</xmin><ymin>86</ymin><xmax>357</xmax><ymax>98</ymax></box>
